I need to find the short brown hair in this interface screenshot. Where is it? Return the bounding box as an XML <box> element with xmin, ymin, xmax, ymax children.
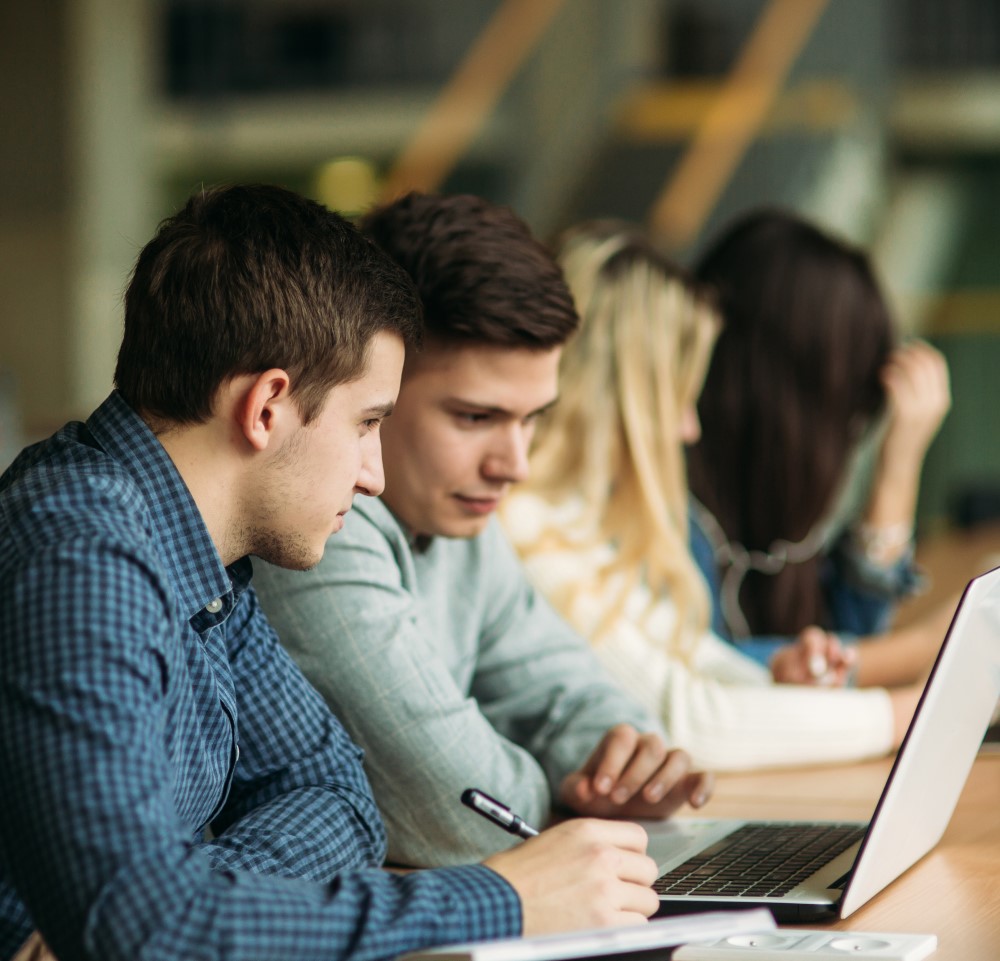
<box><xmin>360</xmin><ymin>192</ymin><xmax>578</xmax><ymax>349</ymax></box>
<box><xmin>115</xmin><ymin>183</ymin><xmax>421</xmax><ymax>425</ymax></box>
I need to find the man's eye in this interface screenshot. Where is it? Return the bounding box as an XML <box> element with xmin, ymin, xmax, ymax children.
<box><xmin>362</xmin><ymin>419</ymin><xmax>381</xmax><ymax>432</ymax></box>
<box><xmin>457</xmin><ymin>412</ymin><xmax>490</xmax><ymax>424</ymax></box>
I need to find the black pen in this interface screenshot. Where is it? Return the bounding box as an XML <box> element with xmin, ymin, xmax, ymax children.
<box><xmin>461</xmin><ymin>787</ymin><xmax>540</xmax><ymax>839</ymax></box>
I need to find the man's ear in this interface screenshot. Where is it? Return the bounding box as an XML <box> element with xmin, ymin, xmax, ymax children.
<box><xmin>238</xmin><ymin>369</ymin><xmax>294</xmax><ymax>452</ymax></box>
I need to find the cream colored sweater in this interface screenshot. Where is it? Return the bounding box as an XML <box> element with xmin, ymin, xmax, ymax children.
<box><xmin>503</xmin><ymin>492</ymin><xmax>895</xmax><ymax>771</ymax></box>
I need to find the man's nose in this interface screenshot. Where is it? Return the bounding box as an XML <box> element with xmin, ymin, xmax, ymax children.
<box><xmin>356</xmin><ymin>435</ymin><xmax>386</xmax><ymax>497</ymax></box>
<box><xmin>483</xmin><ymin>423</ymin><xmax>531</xmax><ymax>483</ymax></box>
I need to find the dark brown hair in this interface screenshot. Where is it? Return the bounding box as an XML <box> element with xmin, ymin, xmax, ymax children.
<box><xmin>115</xmin><ymin>183</ymin><xmax>421</xmax><ymax>425</ymax></box>
<box><xmin>360</xmin><ymin>192</ymin><xmax>578</xmax><ymax>349</ymax></box>
<box><xmin>687</xmin><ymin>208</ymin><xmax>894</xmax><ymax>635</ymax></box>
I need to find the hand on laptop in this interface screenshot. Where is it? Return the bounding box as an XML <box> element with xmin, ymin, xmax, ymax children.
<box><xmin>770</xmin><ymin>626</ymin><xmax>857</xmax><ymax>686</ymax></box>
<box><xmin>557</xmin><ymin>725</ymin><xmax>713</xmax><ymax>819</ymax></box>
<box><xmin>483</xmin><ymin>818</ymin><xmax>659</xmax><ymax>933</ymax></box>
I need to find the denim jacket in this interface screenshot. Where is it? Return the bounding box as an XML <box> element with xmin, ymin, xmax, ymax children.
<box><xmin>689</xmin><ymin>502</ymin><xmax>923</xmax><ymax>669</ymax></box>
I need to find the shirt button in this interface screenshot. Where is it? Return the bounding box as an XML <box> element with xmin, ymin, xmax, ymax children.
<box><xmin>205</xmin><ymin>598</ymin><xmax>223</xmax><ymax>614</ymax></box>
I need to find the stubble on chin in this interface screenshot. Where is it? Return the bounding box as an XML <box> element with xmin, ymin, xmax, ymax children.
<box><xmin>229</xmin><ymin>519</ymin><xmax>322</xmax><ymax>571</ymax></box>
<box><xmin>253</xmin><ymin>531</ymin><xmax>322</xmax><ymax>571</ymax></box>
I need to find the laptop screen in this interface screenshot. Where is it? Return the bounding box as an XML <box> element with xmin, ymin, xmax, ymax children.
<box><xmin>840</xmin><ymin>565</ymin><xmax>1000</xmax><ymax>916</ymax></box>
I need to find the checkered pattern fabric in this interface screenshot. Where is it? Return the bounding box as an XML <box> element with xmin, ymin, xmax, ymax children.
<box><xmin>0</xmin><ymin>392</ymin><xmax>520</xmax><ymax>961</ymax></box>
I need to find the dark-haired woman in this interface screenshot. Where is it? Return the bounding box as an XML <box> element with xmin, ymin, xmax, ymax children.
<box><xmin>688</xmin><ymin>208</ymin><xmax>951</xmax><ymax>688</ymax></box>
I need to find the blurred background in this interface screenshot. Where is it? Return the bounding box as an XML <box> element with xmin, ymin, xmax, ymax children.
<box><xmin>2</xmin><ymin>0</ymin><xmax>999</xmax><ymax>535</ymax></box>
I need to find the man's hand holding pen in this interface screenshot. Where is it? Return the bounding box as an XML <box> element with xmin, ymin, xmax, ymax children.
<box><xmin>461</xmin><ymin>725</ymin><xmax>713</xmax><ymax>935</ymax></box>
<box><xmin>482</xmin><ymin>818</ymin><xmax>660</xmax><ymax>933</ymax></box>
<box><xmin>558</xmin><ymin>725</ymin><xmax>713</xmax><ymax>819</ymax></box>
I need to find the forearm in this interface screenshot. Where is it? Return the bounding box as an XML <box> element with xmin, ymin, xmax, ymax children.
<box><xmin>586</xmin><ymin>610</ymin><xmax>893</xmax><ymax>773</ymax></box>
<box><xmin>864</xmin><ymin>451</ymin><xmax>922</xmax><ymax>529</ymax></box>
<box><xmin>860</xmin><ymin>340</ymin><xmax>950</xmax><ymax>563</ymax></box>
<box><xmin>663</xmin><ymin>671</ymin><xmax>896</xmax><ymax>771</ymax></box>
<box><xmin>206</xmin><ymin>784</ymin><xmax>386</xmax><ymax>878</ymax></box>
<box><xmin>9</xmin><ymin>865</ymin><xmax>518</xmax><ymax>961</ymax></box>
<box><xmin>856</xmin><ymin>456</ymin><xmax>921</xmax><ymax>567</ymax></box>
<box><xmin>357</xmin><ymin>689</ymin><xmax>554</xmax><ymax>866</ymax></box>
<box><xmin>853</xmin><ymin>598</ymin><xmax>955</xmax><ymax>688</ymax></box>
<box><xmin>85</xmin><ymin>855</ymin><xmax>519</xmax><ymax>961</ymax></box>
<box><xmin>476</xmin><ymin>614</ymin><xmax>663</xmax><ymax>803</ymax></box>
<box><xmin>255</xmin><ymin>564</ymin><xmax>556</xmax><ymax>865</ymax></box>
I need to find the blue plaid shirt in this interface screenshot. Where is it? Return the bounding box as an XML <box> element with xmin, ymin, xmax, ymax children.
<box><xmin>0</xmin><ymin>392</ymin><xmax>520</xmax><ymax>961</ymax></box>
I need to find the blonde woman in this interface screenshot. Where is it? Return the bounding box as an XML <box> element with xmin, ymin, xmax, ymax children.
<box><xmin>502</xmin><ymin>221</ymin><xmax>922</xmax><ymax>771</ymax></box>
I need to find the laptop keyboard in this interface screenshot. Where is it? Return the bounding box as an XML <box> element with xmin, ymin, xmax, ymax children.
<box><xmin>654</xmin><ymin>823</ymin><xmax>866</xmax><ymax>898</ymax></box>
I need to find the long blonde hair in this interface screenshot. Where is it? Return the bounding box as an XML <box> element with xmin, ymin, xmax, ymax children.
<box><xmin>516</xmin><ymin>221</ymin><xmax>720</xmax><ymax>654</ymax></box>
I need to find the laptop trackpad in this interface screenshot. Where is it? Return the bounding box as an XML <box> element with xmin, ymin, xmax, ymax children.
<box><xmin>641</xmin><ymin>818</ymin><xmax>747</xmax><ymax>873</ymax></box>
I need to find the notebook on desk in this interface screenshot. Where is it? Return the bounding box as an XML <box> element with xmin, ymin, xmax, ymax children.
<box><xmin>643</xmin><ymin>564</ymin><xmax>1000</xmax><ymax>923</ymax></box>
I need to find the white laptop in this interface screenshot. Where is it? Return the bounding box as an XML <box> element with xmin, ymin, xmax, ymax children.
<box><xmin>644</xmin><ymin>564</ymin><xmax>1000</xmax><ymax>922</ymax></box>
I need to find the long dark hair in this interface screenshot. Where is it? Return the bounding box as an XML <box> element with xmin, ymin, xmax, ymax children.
<box><xmin>687</xmin><ymin>209</ymin><xmax>893</xmax><ymax>636</ymax></box>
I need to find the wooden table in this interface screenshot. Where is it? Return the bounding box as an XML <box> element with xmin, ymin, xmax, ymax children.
<box><xmin>686</xmin><ymin>751</ymin><xmax>1000</xmax><ymax>959</ymax></box>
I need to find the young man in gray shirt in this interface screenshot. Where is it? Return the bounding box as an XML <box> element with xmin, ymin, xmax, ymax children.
<box><xmin>255</xmin><ymin>193</ymin><xmax>711</xmax><ymax>868</ymax></box>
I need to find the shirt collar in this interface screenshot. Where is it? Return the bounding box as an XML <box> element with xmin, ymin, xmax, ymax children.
<box><xmin>84</xmin><ymin>392</ymin><xmax>239</xmax><ymax>623</ymax></box>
